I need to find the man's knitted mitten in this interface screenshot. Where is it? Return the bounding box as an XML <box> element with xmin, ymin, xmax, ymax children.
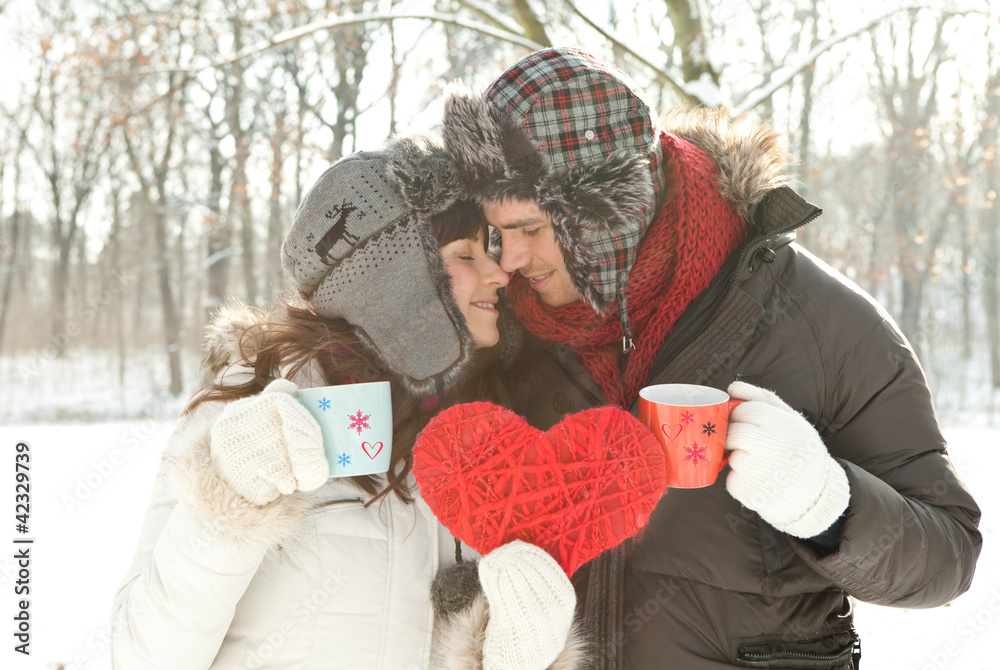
<box><xmin>478</xmin><ymin>540</ymin><xmax>576</xmax><ymax>670</ymax></box>
<box><xmin>725</xmin><ymin>381</ymin><xmax>850</xmax><ymax>539</ymax></box>
<box><xmin>209</xmin><ymin>378</ymin><xmax>328</xmax><ymax>506</ymax></box>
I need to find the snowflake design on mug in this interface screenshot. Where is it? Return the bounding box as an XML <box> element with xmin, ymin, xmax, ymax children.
<box><xmin>684</xmin><ymin>442</ymin><xmax>708</xmax><ymax>465</ymax></box>
<box><xmin>348</xmin><ymin>410</ymin><xmax>371</xmax><ymax>435</ymax></box>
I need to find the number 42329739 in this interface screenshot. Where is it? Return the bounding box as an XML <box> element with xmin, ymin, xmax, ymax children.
<box><xmin>15</xmin><ymin>442</ymin><xmax>30</xmax><ymax>532</ymax></box>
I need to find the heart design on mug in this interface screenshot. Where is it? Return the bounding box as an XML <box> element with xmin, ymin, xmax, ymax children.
<box><xmin>362</xmin><ymin>441</ymin><xmax>383</xmax><ymax>459</ymax></box>
<box><xmin>413</xmin><ymin>401</ymin><xmax>667</xmax><ymax>576</ymax></box>
<box><xmin>661</xmin><ymin>423</ymin><xmax>683</xmax><ymax>441</ymax></box>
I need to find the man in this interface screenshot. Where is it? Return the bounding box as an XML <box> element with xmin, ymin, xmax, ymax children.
<box><xmin>441</xmin><ymin>47</ymin><xmax>981</xmax><ymax>669</ymax></box>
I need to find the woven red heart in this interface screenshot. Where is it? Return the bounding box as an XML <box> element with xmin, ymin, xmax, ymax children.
<box><xmin>413</xmin><ymin>401</ymin><xmax>667</xmax><ymax>576</ymax></box>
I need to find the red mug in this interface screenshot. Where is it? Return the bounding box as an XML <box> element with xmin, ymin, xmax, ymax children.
<box><xmin>638</xmin><ymin>384</ymin><xmax>743</xmax><ymax>488</ymax></box>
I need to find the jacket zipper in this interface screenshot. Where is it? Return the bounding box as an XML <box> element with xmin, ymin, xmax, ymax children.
<box><xmin>315</xmin><ymin>496</ymin><xmax>365</xmax><ymax>509</ymax></box>
<box><xmin>639</xmin><ymin>208</ymin><xmax>822</xmax><ymax>395</ymax></box>
<box><xmin>737</xmin><ymin>632</ymin><xmax>858</xmax><ymax>663</ymax></box>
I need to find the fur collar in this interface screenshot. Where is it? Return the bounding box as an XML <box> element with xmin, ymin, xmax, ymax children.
<box><xmin>200</xmin><ymin>301</ymin><xmax>267</xmax><ymax>385</ymax></box>
<box><xmin>660</xmin><ymin>106</ymin><xmax>793</xmax><ymax>222</ymax></box>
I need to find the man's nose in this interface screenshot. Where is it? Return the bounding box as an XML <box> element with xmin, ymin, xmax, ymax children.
<box><xmin>488</xmin><ymin>259</ymin><xmax>510</xmax><ymax>288</ymax></box>
<box><xmin>499</xmin><ymin>234</ymin><xmax>527</xmax><ymax>274</ymax></box>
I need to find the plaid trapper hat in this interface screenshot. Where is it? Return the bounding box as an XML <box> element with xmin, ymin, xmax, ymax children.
<box><xmin>443</xmin><ymin>47</ymin><xmax>666</xmax><ymax>312</ymax></box>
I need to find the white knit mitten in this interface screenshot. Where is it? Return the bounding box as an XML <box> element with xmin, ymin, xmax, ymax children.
<box><xmin>479</xmin><ymin>541</ymin><xmax>576</xmax><ymax>670</ymax></box>
<box><xmin>725</xmin><ymin>381</ymin><xmax>850</xmax><ymax>539</ymax></box>
<box><xmin>209</xmin><ymin>378</ymin><xmax>329</xmax><ymax>506</ymax></box>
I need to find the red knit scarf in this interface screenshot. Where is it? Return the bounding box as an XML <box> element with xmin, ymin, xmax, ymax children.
<box><xmin>510</xmin><ymin>132</ymin><xmax>747</xmax><ymax>408</ymax></box>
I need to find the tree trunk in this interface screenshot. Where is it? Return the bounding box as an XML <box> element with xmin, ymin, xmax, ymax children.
<box><xmin>0</xmin><ymin>154</ymin><xmax>22</xmax><ymax>358</ymax></box>
<box><xmin>268</xmin><ymin>124</ymin><xmax>285</xmax><ymax>297</ymax></box>
<box><xmin>507</xmin><ymin>0</ymin><xmax>550</xmax><ymax>46</ymax></box>
<box><xmin>150</xmin><ymin>192</ymin><xmax>184</xmax><ymax>396</ymax></box>
<box><xmin>898</xmin><ymin>253</ymin><xmax>924</xmax><ymax>359</ymax></box>
<box><xmin>205</xmin><ymin>143</ymin><xmax>229</xmax><ymax>318</ymax></box>
<box><xmin>110</xmin><ymin>184</ymin><xmax>127</xmax><ymax>397</ymax></box>
<box><xmin>330</xmin><ymin>2</ymin><xmax>369</xmax><ymax>161</ymax></box>
<box><xmin>228</xmin><ymin>17</ymin><xmax>256</xmax><ymax>304</ymax></box>
<box><xmin>986</xmin><ymin>213</ymin><xmax>1000</xmax><ymax>388</ymax></box>
<box><xmin>960</xmin><ymin>214</ymin><xmax>972</xmax><ymax>360</ymax></box>
<box><xmin>664</xmin><ymin>0</ymin><xmax>719</xmax><ymax>86</ymax></box>
<box><xmin>795</xmin><ymin>3</ymin><xmax>821</xmax><ymax>249</ymax></box>
<box><xmin>50</xmin><ymin>231</ymin><xmax>73</xmax><ymax>357</ymax></box>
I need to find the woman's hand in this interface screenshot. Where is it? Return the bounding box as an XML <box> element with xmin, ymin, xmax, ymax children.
<box><xmin>478</xmin><ymin>540</ymin><xmax>577</xmax><ymax>670</ymax></box>
<box><xmin>209</xmin><ymin>378</ymin><xmax>329</xmax><ymax>506</ymax></box>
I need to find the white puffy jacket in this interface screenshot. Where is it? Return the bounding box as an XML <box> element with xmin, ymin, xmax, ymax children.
<box><xmin>110</xmin><ymin>305</ymin><xmax>586</xmax><ymax>670</ymax></box>
<box><xmin>111</xmin><ymin>385</ymin><xmax>466</xmax><ymax>670</ymax></box>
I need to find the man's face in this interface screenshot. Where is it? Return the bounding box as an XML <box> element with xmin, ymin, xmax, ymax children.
<box><xmin>482</xmin><ymin>198</ymin><xmax>582</xmax><ymax>307</ymax></box>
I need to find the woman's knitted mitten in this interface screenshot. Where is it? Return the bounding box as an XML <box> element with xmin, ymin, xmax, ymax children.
<box><xmin>209</xmin><ymin>378</ymin><xmax>329</xmax><ymax>506</ymax></box>
<box><xmin>478</xmin><ymin>541</ymin><xmax>576</xmax><ymax>670</ymax></box>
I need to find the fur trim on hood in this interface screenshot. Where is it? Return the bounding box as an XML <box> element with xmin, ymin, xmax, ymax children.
<box><xmin>164</xmin><ymin>400</ymin><xmax>316</xmax><ymax>555</ymax></box>
<box><xmin>430</xmin><ymin>560</ymin><xmax>589</xmax><ymax>670</ymax></box>
<box><xmin>200</xmin><ymin>301</ymin><xmax>269</xmax><ymax>385</ymax></box>
<box><xmin>661</xmin><ymin>106</ymin><xmax>794</xmax><ymax>222</ymax></box>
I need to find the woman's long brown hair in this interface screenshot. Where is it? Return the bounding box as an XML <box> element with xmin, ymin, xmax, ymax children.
<box><xmin>187</xmin><ymin>202</ymin><xmax>509</xmax><ymax>506</ymax></box>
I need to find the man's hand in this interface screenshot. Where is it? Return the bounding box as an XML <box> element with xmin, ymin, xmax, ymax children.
<box><xmin>725</xmin><ymin>381</ymin><xmax>850</xmax><ymax>539</ymax></box>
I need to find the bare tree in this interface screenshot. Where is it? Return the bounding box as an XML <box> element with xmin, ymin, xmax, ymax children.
<box><xmin>984</xmin><ymin>21</ymin><xmax>1000</xmax><ymax>388</ymax></box>
<box><xmin>868</xmin><ymin>9</ymin><xmax>952</xmax><ymax>356</ymax></box>
<box><xmin>114</xmin><ymin>7</ymin><xmax>195</xmax><ymax>396</ymax></box>
<box><xmin>0</xmin><ymin>105</ymin><xmax>31</xmax><ymax>357</ymax></box>
<box><xmin>24</xmin><ymin>7</ymin><xmax>110</xmax><ymax>356</ymax></box>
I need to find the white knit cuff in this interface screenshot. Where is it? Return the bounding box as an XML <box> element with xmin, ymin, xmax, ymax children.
<box><xmin>780</xmin><ymin>460</ymin><xmax>851</xmax><ymax>539</ymax></box>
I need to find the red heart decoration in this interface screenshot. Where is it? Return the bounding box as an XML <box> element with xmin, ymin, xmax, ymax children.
<box><xmin>362</xmin><ymin>441</ymin><xmax>383</xmax><ymax>459</ymax></box>
<box><xmin>661</xmin><ymin>423</ymin><xmax>683</xmax><ymax>441</ymax></box>
<box><xmin>413</xmin><ymin>401</ymin><xmax>667</xmax><ymax>576</ymax></box>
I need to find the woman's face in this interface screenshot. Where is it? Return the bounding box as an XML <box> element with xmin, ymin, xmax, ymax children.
<box><xmin>440</xmin><ymin>229</ymin><xmax>509</xmax><ymax>348</ymax></box>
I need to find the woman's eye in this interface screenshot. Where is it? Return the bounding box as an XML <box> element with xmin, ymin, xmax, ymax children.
<box><xmin>460</xmin><ymin>256</ymin><xmax>475</xmax><ymax>261</ymax></box>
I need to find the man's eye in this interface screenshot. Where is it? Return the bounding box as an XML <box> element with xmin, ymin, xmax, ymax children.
<box><xmin>460</xmin><ymin>256</ymin><xmax>475</xmax><ymax>261</ymax></box>
<box><xmin>522</xmin><ymin>228</ymin><xmax>540</xmax><ymax>237</ymax></box>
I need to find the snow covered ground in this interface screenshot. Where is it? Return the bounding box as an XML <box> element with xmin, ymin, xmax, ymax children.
<box><xmin>0</xmin><ymin>421</ymin><xmax>994</xmax><ymax>669</ymax></box>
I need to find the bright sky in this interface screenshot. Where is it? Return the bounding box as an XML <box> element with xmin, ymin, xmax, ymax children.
<box><xmin>0</xmin><ymin>16</ymin><xmax>23</xmax><ymax>107</ymax></box>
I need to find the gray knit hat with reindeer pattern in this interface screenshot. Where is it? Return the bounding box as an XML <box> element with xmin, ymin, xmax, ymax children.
<box><xmin>280</xmin><ymin>138</ymin><xmax>475</xmax><ymax>396</ymax></box>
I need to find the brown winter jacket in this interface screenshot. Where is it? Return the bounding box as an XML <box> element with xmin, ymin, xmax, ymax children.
<box><xmin>502</xmin><ymin>143</ymin><xmax>982</xmax><ymax>667</ymax></box>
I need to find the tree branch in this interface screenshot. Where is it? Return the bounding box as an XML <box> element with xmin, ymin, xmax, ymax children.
<box><xmin>563</xmin><ymin>0</ymin><xmax>694</xmax><ymax>104</ymax></box>
<box><xmin>119</xmin><ymin>12</ymin><xmax>545</xmax><ymax>76</ymax></box>
<box><xmin>733</xmin><ymin>4</ymin><xmax>983</xmax><ymax>115</ymax></box>
<box><xmin>455</xmin><ymin>0</ymin><xmax>520</xmax><ymax>35</ymax></box>
<box><xmin>507</xmin><ymin>0</ymin><xmax>550</xmax><ymax>47</ymax></box>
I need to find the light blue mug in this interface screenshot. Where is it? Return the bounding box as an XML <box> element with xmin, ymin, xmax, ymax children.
<box><xmin>297</xmin><ymin>381</ymin><xmax>393</xmax><ymax>477</ymax></box>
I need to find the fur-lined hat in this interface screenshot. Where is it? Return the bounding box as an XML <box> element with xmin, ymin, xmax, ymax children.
<box><xmin>442</xmin><ymin>47</ymin><xmax>667</xmax><ymax>313</ymax></box>
<box><xmin>280</xmin><ymin>138</ymin><xmax>477</xmax><ymax>396</ymax></box>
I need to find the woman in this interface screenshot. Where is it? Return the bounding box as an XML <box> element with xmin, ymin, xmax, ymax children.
<box><xmin>109</xmin><ymin>140</ymin><xmax>583</xmax><ymax>669</ymax></box>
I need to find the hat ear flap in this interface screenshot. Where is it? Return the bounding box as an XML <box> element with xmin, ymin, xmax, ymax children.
<box><xmin>544</xmin><ymin>205</ymin><xmax>602</xmax><ymax>310</ymax></box>
<box><xmin>386</xmin><ymin>135</ymin><xmax>461</xmax><ymax>216</ymax></box>
<box><xmin>534</xmin><ymin>151</ymin><xmax>654</xmax><ymax>312</ymax></box>
<box><xmin>443</xmin><ymin>89</ymin><xmax>509</xmax><ymax>187</ymax></box>
<box><xmin>443</xmin><ymin>87</ymin><xmax>548</xmax><ymax>197</ymax></box>
<box><xmin>538</xmin><ymin>150</ymin><xmax>653</xmax><ymax>235</ymax></box>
